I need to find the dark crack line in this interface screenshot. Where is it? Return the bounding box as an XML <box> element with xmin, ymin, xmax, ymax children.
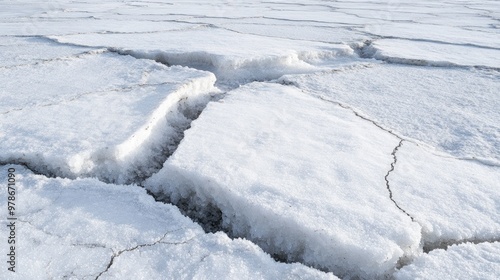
<box><xmin>95</xmin><ymin>231</ymin><xmax>194</xmax><ymax>280</ymax></box>
<box><xmin>385</xmin><ymin>140</ymin><xmax>415</xmax><ymax>221</ymax></box>
<box><xmin>314</xmin><ymin>95</ymin><xmax>404</xmax><ymax>140</ymax></box>
<box><xmin>302</xmin><ymin>94</ymin><xmax>418</xmax><ymax>222</ymax></box>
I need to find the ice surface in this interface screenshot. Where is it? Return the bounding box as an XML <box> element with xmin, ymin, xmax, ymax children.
<box><xmin>0</xmin><ymin>37</ymin><xmax>93</xmax><ymax>67</ymax></box>
<box><xmin>0</xmin><ymin>165</ymin><xmax>336</xmax><ymax>280</ymax></box>
<box><xmin>281</xmin><ymin>64</ymin><xmax>500</xmax><ymax>162</ymax></box>
<box><xmin>358</xmin><ymin>22</ymin><xmax>500</xmax><ymax>49</ymax></box>
<box><xmin>145</xmin><ymin>82</ymin><xmax>421</xmax><ymax>279</ymax></box>
<box><xmin>1</xmin><ymin>0</ymin><xmax>499</xmax><ymax>279</ymax></box>
<box><xmin>365</xmin><ymin>39</ymin><xmax>500</xmax><ymax>69</ymax></box>
<box><xmin>390</xmin><ymin>142</ymin><xmax>500</xmax><ymax>247</ymax></box>
<box><xmin>0</xmin><ymin>41</ymin><xmax>217</xmax><ymax>183</ymax></box>
<box><xmin>51</xmin><ymin>27</ymin><xmax>354</xmax><ymax>84</ymax></box>
<box><xmin>395</xmin><ymin>242</ymin><xmax>500</xmax><ymax>280</ymax></box>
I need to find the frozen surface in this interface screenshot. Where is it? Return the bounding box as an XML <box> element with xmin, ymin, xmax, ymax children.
<box><xmin>0</xmin><ymin>40</ymin><xmax>217</xmax><ymax>182</ymax></box>
<box><xmin>0</xmin><ymin>165</ymin><xmax>335</xmax><ymax>280</ymax></box>
<box><xmin>50</xmin><ymin>28</ymin><xmax>354</xmax><ymax>84</ymax></box>
<box><xmin>0</xmin><ymin>37</ymin><xmax>93</xmax><ymax>67</ymax></box>
<box><xmin>281</xmin><ymin>65</ymin><xmax>500</xmax><ymax>163</ymax></box>
<box><xmin>1</xmin><ymin>0</ymin><xmax>499</xmax><ymax>279</ymax></box>
<box><xmin>395</xmin><ymin>242</ymin><xmax>500</xmax><ymax>280</ymax></box>
<box><xmin>391</xmin><ymin>142</ymin><xmax>500</xmax><ymax>247</ymax></box>
<box><xmin>365</xmin><ymin>39</ymin><xmax>500</xmax><ymax>69</ymax></box>
<box><xmin>145</xmin><ymin>82</ymin><xmax>421</xmax><ymax>279</ymax></box>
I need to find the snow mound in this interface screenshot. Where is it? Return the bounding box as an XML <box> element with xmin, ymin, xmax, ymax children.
<box><xmin>0</xmin><ymin>45</ymin><xmax>217</xmax><ymax>183</ymax></box>
<box><xmin>390</xmin><ymin>142</ymin><xmax>500</xmax><ymax>248</ymax></box>
<box><xmin>0</xmin><ymin>165</ymin><xmax>336</xmax><ymax>280</ymax></box>
<box><xmin>280</xmin><ymin>64</ymin><xmax>500</xmax><ymax>162</ymax></box>
<box><xmin>50</xmin><ymin>27</ymin><xmax>355</xmax><ymax>85</ymax></box>
<box><xmin>145</xmin><ymin>82</ymin><xmax>421</xmax><ymax>279</ymax></box>
<box><xmin>395</xmin><ymin>242</ymin><xmax>500</xmax><ymax>280</ymax></box>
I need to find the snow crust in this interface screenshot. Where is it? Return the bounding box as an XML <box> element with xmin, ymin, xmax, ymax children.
<box><xmin>0</xmin><ymin>40</ymin><xmax>217</xmax><ymax>183</ymax></box>
<box><xmin>145</xmin><ymin>82</ymin><xmax>421</xmax><ymax>279</ymax></box>
<box><xmin>365</xmin><ymin>39</ymin><xmax>500</xmax><ymax>69</ymax></box>
<box><xmin>281</xmin><ymin>65</ymin><xmax>500</xmax><ymax>163</ymax></box>
<box><xmin>50</xmin><ymin>28</ymin><xmax>355</xmax><ymax>85</ymax></box>
<box><xmin>395</xmin><ymin>242</ymin><xmax>500</xmax><ymax>280</ymax></box>
<box><xmin>391</xmin><ymin>142</ymin><xmax>500</xmax><ymax>247</ymax></box>
<box><xmin>1</xmin><ymin>0</ymin><xmax>499</xmax><ymax>279</ymax></box>
<box><xmin>0</xmin><ymin>165</ymin><xmax>336</xmax><ymax>280</ymax></box>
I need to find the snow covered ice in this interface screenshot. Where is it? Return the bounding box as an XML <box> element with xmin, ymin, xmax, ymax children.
<box><xmin>0</xmin><ymin>0</ymin><xmax>499</xmax><ymax>279</ymax></box>
<box><xmin>144</xmin><ymin>82</ymin><xmax>422</xmax><ymax>278</ymax></box>
<box><xmin>0</xmin><ymin>165</ymin><xmax>335</xmax><ymax>280</ymax></box>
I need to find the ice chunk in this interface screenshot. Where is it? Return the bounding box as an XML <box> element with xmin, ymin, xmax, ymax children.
<box><xmin>0</xmin><ymin>45</ymin><xmax>217</xmax><ymax>183</ymax></box>
<box><xmin>281</xmin><ymin>64</ymin><xmax>500</xmax><ymax>162</ymax></box>
<box><xmin>145</xmin><ymin>82</ymin><xmax>421</xmax><ymax>279</ymax></box>
<box><xmin>0</xmin><ymin>165</ymin><xmax>335</xmax><ymax>280</ymax></box>
<box><xmin>395</xmin><ymin>242</ymin><xmax>500</xmax><ymax>280</ymax></box>
<box><xmin>50</xmin><ymin>27</ymin><xmax>355</xmax><ymax>84</ymax></box>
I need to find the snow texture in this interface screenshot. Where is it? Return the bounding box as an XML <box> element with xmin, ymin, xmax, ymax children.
<box><xmin>281</xmin><ymin>64</ymin><xmax>500</xmax><ymax>163</ymax></box>
<box><xmin>145</xmin><ymin>82</ymin><xmax>421</xmax><ymax>279</ymax></box>
<box><xmin>395</xmin><ymin>242</ymin><xmax>500</xmax><ymax>280</ymax></box>
<box><xmin>0</xmin><ymin>39</ymin><xmax>217</xmax><ymax>183</ymax></box>
<box><xmin>0</xmin><ymin>165</ymin><xmax>336</xmax><ymax>280</ymax></box>
<box><xmin>50</xmin><ymin>28</ymin><xmax>355</xmax><ymax>85</ymax></box>
<box><xmin>1</xmin><ymin>0</ymin><xmax>499</xmax><ymax>279</ymax></box>
<box><xmin>390</xmin><ymin>142</ymin><xmax>500</xmax><ymax>248</ymax></box>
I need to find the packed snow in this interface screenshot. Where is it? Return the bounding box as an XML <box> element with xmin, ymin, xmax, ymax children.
<box><xmin>389</xmin><ymin>142</ymin><xmax>500</xmax><ymax>249</ymax></box>
<box><xmin>145</xmin><ymin>82</ymin><xmax>421</xmax><ymax>279</ymax></box>
<box><xmin>0</xmin><ymin>165</ymin><xmax>336</xmax><ymax>280</ymax></box>
<box><xmin>0</xmin><ymin>38</ymin><xmax>217</xmax><ymax>183</ymax></box>
<box><xmin>280</xmin><ymin>65</ymin><xmax>500</xmax><ymax>163</ymax></box>
<box><xmin>0</xmin><ymin>0</ymin><xmax>499</xmax><ymax>279</ymax></box>
<box><xmin>395</xmin><ymin>242</ymin><xmax>500</xmax><ymax>280</ymax></box>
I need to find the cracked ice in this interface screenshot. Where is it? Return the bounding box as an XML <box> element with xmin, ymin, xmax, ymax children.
<box><xmin>0</xmin><ymin>1</ymin><xmax>499</xmax><ymax>280</ymax></box>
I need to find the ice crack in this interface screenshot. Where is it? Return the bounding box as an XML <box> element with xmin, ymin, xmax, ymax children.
<box><xmin>385</xmin><ymin>140</ymin><xmax>415</xmax><ymax>221</ymax></box>
<box><xmin>95</xmin><ymin>230</ymin><xmax>195</xmax><ymax>280</ymax></box>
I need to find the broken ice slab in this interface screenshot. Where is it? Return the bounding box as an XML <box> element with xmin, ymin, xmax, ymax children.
<box><xmin>0</xmin><ymin>165</ymin><xmax>336</xmax><ymax>280</ymax></box>
<box><xmin>390</xmin><ymin>142</ymin><xmax>500</xmax><ymax>248</ymax></box>
<box><xmin>0</xmin><ymin>46</ymin><xmax>217</xmax><ymax>183</ymax></box>
<box><xmin>280</xmin><ymin>64</ymin><xmax>500</xmax><ymax>162</ymax></box>
<box><xmin>363</xmin><ymin>39</ymin><xmax>500</xmax><ymax>69</ymax></box>
<box><xmin>145</xmin><ymin>82</ymin><xmax>422</xmax><ymax>279</ymax></box>
<box><xmin>50</xmin><ymin>27</ymin><xmax>355</xmax><ymax>84</ymax></box>
<box><xmin>395</xmin><ymin>242</ymin><xmax>500</xmax><ymax>280</ymax></box>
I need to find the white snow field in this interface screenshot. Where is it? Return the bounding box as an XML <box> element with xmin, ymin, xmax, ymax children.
<box><xmin>0</xmin><ymin>165</ymin><xmax>336</xmax><ymax>280</ymax></box>
<box><xmin>1</xmin><ymin>0</ymin><xmax>499</xmax><ymax>279</ymax></box>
